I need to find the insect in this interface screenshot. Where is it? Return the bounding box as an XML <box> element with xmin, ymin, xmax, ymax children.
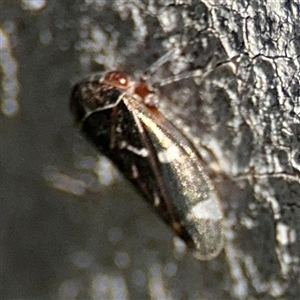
<box><xmin>70</xmin><ymin>69</ymin><xmax>224</xmax><ymax>260</ymax></box>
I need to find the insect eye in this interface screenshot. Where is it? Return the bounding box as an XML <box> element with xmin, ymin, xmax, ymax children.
<box><xmin>102</xmin><ymin>71</ymin><xmax>130</xmax><ymax>89</ymax></box>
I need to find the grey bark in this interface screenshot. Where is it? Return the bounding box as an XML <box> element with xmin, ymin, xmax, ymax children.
<box><xmin>1</xmin><ymin>0</ymin><xmax>299</xmax><ymax>299</ymax></box>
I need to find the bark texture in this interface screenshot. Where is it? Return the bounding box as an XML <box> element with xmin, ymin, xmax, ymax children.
<box><xmin>1</xmin><ymin>0</ymin><xmax>299</xmax><ymax>299</ymax></box>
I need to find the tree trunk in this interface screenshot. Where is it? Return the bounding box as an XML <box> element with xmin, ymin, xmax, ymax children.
<box><xmin>1</xmin><ymin>0</ymin><xmax>299</xmax><ymax>299</ymax></box>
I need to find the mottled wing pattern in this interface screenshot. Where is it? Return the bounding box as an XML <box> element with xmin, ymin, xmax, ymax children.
<box><xmin>70</xmin><ymin>71</ymin><xmax>223</xmax><ymax>260</ymax></box>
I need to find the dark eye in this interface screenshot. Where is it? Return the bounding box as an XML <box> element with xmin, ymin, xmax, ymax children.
<box><xmin>102</xmin><ymin>71</ymin><xmax>130</xmax><ymax>89</ymax></box>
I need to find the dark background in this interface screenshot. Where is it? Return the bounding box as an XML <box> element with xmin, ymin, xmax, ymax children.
<box><xmin>1</xmin><ymin>1</ymin><xmax>299</xmax><ymax>299</ymax></box>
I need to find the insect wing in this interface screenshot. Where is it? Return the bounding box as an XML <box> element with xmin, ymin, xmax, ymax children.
<box><xmin>81</xmin><ymin>99</ymin><xmax>170</xmax><ymax>216</ymax></box>
<box><xmin>123</xmin><ymin>95</ymin><xmax>224</xmax><ymax>260</ymax></box>
<box><xmin>71</xmin><ymin>73</ymin><xmax>223</xmax><ymax>260</ymax></box>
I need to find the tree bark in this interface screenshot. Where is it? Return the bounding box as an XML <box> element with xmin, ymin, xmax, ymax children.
<box><xmin>1</xmin><ymin>0</ymin><xmax>299</xmax><ymax>299</ymax></box>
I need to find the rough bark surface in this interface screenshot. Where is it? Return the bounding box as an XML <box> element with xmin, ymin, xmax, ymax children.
<box><xmin>1</xmin><ymin>0</ymin><xmax>299</xmax><ymax>299</ymax></box>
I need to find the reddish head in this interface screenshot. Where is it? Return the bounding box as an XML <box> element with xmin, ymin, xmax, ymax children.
<box><xmin>102</xmin><ymin>71</ymin><xmax>130</xmax><ymax>90</ymax></box>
